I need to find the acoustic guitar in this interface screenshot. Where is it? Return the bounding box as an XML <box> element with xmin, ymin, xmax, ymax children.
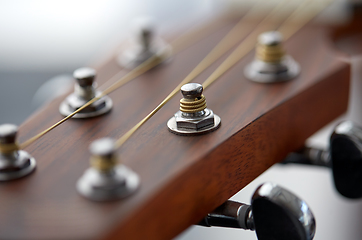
<box><xmin>1</xmin><ymin>1</ymin><xmax>360</xmax><ymax>239</ymax></box>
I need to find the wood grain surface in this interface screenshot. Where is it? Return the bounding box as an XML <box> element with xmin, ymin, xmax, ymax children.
<box><xmin>0</xmin><ymin>17</ymin><xmax>350</xmax><ymax>240</ymax></box>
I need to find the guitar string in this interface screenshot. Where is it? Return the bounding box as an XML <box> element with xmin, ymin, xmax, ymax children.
<box><xmin>202</xmin><ymin>0</ymin><xmax>332</xmax><ymax>90</ymax></box>
<box><xmin>18</xmin><ymin>2</ymin><xmax>260</xmax><ymax>150</ymax></box>
<box><xmin>202</xmin><ymin>0</ymin><xmax>326</xmax><ymax>89</ymax></box>
<box><xmin>97</xmin><ymin>17</ymin><xmax>231</xmax><ymax>92</ymax></box>
<box><xmin>114</xmin><ymin>0</ymin><xmax>293</xmax><ymax>148</ymax></box>
<box><xmin>114</xmin><ymin>0</ymin><xmax>333</xmax><ymax>150</ymax></box>
<box><xmin>17</xmin><ymin>11</ymin><xmax>247</xmax><ymax>150</ymax></box>
<box><xmin>19</xmin><ymin>0</ymin><xmax>330</xmax><ymax>150</ymax></box>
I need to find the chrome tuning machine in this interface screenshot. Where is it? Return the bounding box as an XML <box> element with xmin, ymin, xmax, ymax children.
<box><xmin>0</xmin><ymin>124</ymin><xmax>36</xmax><ymax>181</ymax></box>
<box><xmin>59</xmin><ymin>67</ymin><xmax>112</xmax><ymax>118</ymax></box>
<box><xmin>117</xmin><ymin>17</ymin><xmax>172</xmax><ymax>69</ymax></box>
<box><xmin>77</xmin><ymin>138</ymin><xmax>140</xmax><ymax>201</ymax></box>
<box><xmin>244</xmin><ymin>31</ymin><xmax>300</xmax><ymax>83</ymax></box>
<box><xmin>199</xmin><ymin>182</ymin><xmax>316</xmax><ymax>240</ymax></box>
<box><xmin>167</xmin><ymin>83</ymin><xmax>221</xmax><ymax>136</ymax></box>
<box><xmin>283</xmin><ymin>120</ymin><xmax>362</xmax><ymax>199</ymax></box>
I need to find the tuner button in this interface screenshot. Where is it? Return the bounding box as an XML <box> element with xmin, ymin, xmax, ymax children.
<box><xmin>0</xmin><ymin>124</ymin><xmax>36</xmax><ymax>181</ymax></box>
<box><xmin>167</xmin><ymin>83</ymin><xmax>221</xmax><ymax>136</ymax></box>
<box><xmin>59</xmin><ymin>67</ymin><xmax>113</xmax><ymax>118</ymax></box>
<box><xmin>330</xmin><ymin>121</ymin><xmax>362</xmax><ymax>198</ymax></box>
<box><xmin>251</xmin><ymin>182</ymin><xmax>316</xmax><ymax>240</ymax></box>
<box><xmin>198</xmin><ymin>182</ymin><xmax>315</xmax><ymax>240</ymax></box>
<box><xmin>244</xmin><ymin>31</ymin><xmax>300</xmax><ymax>83</ymax></box>
<box><xmin>180</xmin><ymin>83</ymin><xmax>203</xmax><ymax>99</ymax></box>
<box><xmin>76</xmin><ymin>138</ymin><xmax>140</xmax><ymax>201</ymax></box>
<box><xmin>0</xmin><ymin>124</ymin><xmax>18</xmax><ymax>144</ymax></box>
<box><xmin>73</xmin><ymin>67</ymin><xmax>96</xmax><ymax>87</ymax></box>
<box><xmin>281</xmin><ymin>121</ymin><xmax>362</xmax><ymax>199</ymax></box>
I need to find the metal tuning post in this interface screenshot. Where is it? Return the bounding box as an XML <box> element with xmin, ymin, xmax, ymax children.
<box><xmin>282</xmin><ymin>121</ymin><xmax>362</xmax><ymax>199</ymax></box>
<box><xmin>167</xmin><ymin>83</ymin><xmax>221</xmax><ymax>136</ymax></box>
<box><xmin>0</xmin><ymin>124</ymin><xmax>36</xmax><ymax>181</ymax></box>
<box><xmin>59</xmin><ymin>67</ymin><xmax>112</xmax><ymax>118</ymax></box>
<box><xmin>117</xmin><ymin>17</ymin><xmax>172</xmax><ymax>69</ymax></box>
<box><xmin>199</xmin><ymin>182</ymin><xmax>316</xmax><ymax>240</ymax></box>
<box><xmin>76</xmin><ymin>138</ymin><xmax>140</xmax><ymax>201</ymax></box>
<box><xmin>244</xmin><ymin>31</ymin><xmax>300</xmax><ymax>83</ymax></box>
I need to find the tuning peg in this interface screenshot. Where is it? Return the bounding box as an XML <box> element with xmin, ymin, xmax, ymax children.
<box><xmin>117</xmin><ymin>17</ymin><xmax>172</xmax><ymax>69</ymax></box>
<box><xmin>59</xmin><ymin>67</ymin><xmax>113</xmax><ymax>118</ymax></box>
<box><xmin>76</xmin><ymin>138</ymin><xmax>140</xmax><ymax>201</ymax></box>
<box><xmin>167</xmin><ymin>83</ymin><xmax>221</xmax><ymax>136</ymax></box>
<box><xmin>0</xmin><ymin>124</ymin><xmax>36</xmax><ymax>181</ymax></box>
<box><xmin>282</xmin><ymin>121</ymin><xmax>362</xmax><ymax>199</ymax></box>
<box><xmin>244</xmin><ymin>31</ymin><xmax>300</xmax><ymax>83</ymax></box>
<box><xmin>330</xmin><ymin>121</ymin><xmax>362</xmax><ymax>198</ymax></box>
<box><xmin>199</xmin><ymin>182</ymin><xmax>316</xmax><ymax>240</ymax></box>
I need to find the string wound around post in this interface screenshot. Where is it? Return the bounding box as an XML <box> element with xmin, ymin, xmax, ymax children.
<box><xmin>0</xmin><ymin>124</ymin><xmax>36</xmax><ymax>181</ymax></box>
<box><xmin>76</xmin><ymin>138</ymin><xmax>140</xmax><ymax>201</ymax></box>
<box><xmin>167</xmin><ymin>83</ymin><xmax>221</xmax><ymax>136</ymax></box>
<box><xmin>244</xmin><ymin>31</ymin><xmax>300</xmax><ymax>83</ymax></box>
<box><xmin>59</xmin><ymin>67</ymin><xmax>113</xmax><ymax>118</ymax></box>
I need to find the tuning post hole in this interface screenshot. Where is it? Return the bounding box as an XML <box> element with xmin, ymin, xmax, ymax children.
<box><xmin>59</xmin><ymin>67</ymin><xmax>113</xmax><ymax>118</ymax></box>
<box><xmin>117</xmin><ymin>17</ymin><xmax>172</xmax><ymax>69</ymax></box>
<box><xmin>77</xmin><ymin>138</ymin><xmax>140</xmax><ymax>201</ymax></box>
<box><xmin>167</xmin><ymin>83</ymin><xmax>221</xmax><ymax>136</ymax></box>
<box><xmin>244</xmin><ymin>31</ymin><xmax>300</xmax><ymax>83</ymax></box>
<box><xmin>0</xmin><ymin>124</ymin><xmax>36</xmax><ymax>181</ymax></box>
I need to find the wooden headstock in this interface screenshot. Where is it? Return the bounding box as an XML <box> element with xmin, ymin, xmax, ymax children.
<box><xmin>0</xmin><ymin>4</ymin><xmax>354</xmax><ymax>240</ymax></box>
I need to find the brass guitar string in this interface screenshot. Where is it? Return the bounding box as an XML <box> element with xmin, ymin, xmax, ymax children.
<box><xmin>202</xmin><ymin>0</ymin><xmax>332</xmax><ymax>89</ymax></box>
<box><xmin>19</xmin><ymin>0</ymin><xmax>330</xmax><ymax>150</ymax></box>
<box><xmin>18</xmin><ymin>8</ymin><xmax>254</xmax><ymax>150</ymax></box>
<box><xmin>114</xmin><ymin>0</ymin><xmax>332</xmax><ymax>149</ymax></box>
<box><xmin>97</xmin><ymin>17</ymin><xmax>231</xmax><ymax>92</ymax></box>
<box><xmin>19</xmin><ymin>51</ymin><xmax>164</xmax><ymax>149</ymax></box>
<box><xmin>114</xmin><ymin>0</ymin><xmax>294</xmax><ymax>148</ymax></box>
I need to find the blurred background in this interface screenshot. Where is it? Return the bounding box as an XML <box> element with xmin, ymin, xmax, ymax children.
<box><xmin>1</xmin><ymin>0</ymin><xmax>362</xmax><ymax>239</ymax></box>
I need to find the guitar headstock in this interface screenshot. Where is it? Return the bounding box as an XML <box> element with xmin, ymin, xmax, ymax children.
<box><xmin>0</xmin><ymin>2</ymin><xmax>354</xmax><ymax>240</ymax></box>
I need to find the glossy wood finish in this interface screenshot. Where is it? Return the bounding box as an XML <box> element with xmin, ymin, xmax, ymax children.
<box><xmin>0</xmin><ymin>18</ymin><xmax>349</xmax><ymax>239</ymax></box>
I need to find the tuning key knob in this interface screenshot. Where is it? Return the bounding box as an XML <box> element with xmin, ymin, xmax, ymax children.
<box><xmin>283</xmin><ymin>120</ymin><xmax>362</xmax><ymax>199</ymax></box>
<box><xmin>59</xmin><ymin>67</ymin><xmax>113</xmax><ymax>118</ymax></box>
<box><xmin>330</xmin><ymin>121</ymin><xmax>362</xmax><ymax>198</ymax></box>
<box><xmin>200</xmin><ymin>182</ymin><xmax>316</xmax><ymax>240</ymax></box>
<box><xmin>0</xmin><ymin>124</ymin><xmax>36</xmax><ymax>181</ymax></box>
<box><xmin>244</xmin><ymin>31</ymin><xmax>300</xmax><ymax>83</ymax></box>
<box><xmin>76</xmin><ymin>138</ymin><xmax>140</xmax><ymax>201</ymax></box>
<box><xmin>251</xmin><ymin>183</ymin><xmax>315</xmax><ymax>240</ymax></box>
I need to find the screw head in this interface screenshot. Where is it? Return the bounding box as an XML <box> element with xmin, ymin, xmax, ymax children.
<box><xmin>73</xmin><ymin>67</ymin><xmax>96</xmax><ymax>87</ymax></box>
<box><xmin>258</xmin><ymin>31</ymin><xmax>283</xmax><ymax>46</ymax></box>
<box><xmin>0</xmin><ymin>124</ymin><xmax>18</xmax><ymax>144</ymax></box>
<box><xmin>89</xmin><ymin>138</ymin><xmax>116</xmax><ymax>158</ymax></box>
<box><xmin>181</xmin><ymin>83</ymin><xmax>203</xmax><ymax>99</ymax></box>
